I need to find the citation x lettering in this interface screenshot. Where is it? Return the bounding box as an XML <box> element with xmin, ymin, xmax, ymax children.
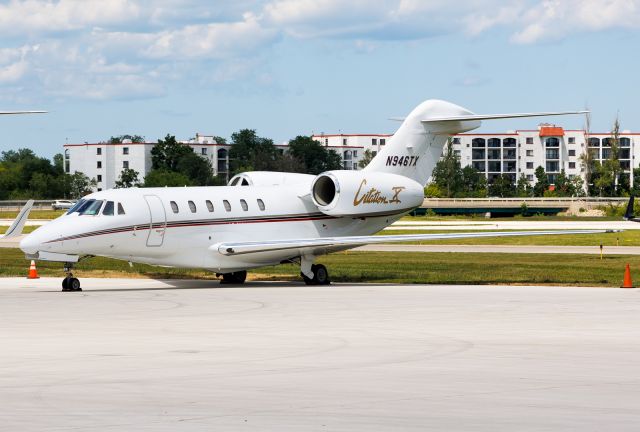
<box><xmin>18</xmin><ymin>99</ymin><xmax>610</xmax><ymax>291</ymax></box>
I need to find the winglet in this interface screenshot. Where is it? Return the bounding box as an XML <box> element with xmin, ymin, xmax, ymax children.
<box><xmin>2</xmin><ymin>200</ymin><xmax>34</xmax><ymax>239</ymax></box>
<box><xmin>624</xmin><ymin>195</ymin><xmax>635</xmax><ymax>221</ymax></box>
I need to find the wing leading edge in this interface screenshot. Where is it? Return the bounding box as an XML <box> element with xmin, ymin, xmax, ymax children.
<box><xmin>214</xmin><ymin>229</ymin><xmax>617</xmax><ymax>256</ymax></box>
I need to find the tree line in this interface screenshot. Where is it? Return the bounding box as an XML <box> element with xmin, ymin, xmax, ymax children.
<box><xmin>0</xmin><ymin>131</ymin><xmax>343</xmax><ymax>198</ymax></box>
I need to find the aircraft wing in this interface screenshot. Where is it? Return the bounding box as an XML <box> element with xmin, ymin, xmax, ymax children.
<box><xmin>215</xmin><ymin>229</ymin><xmax>616</xmax><ymax>256</ymax></box>
<box><xmin>0</xmin><ymin>200</ymin><xmax>34</xmax><ymax>239</ymax></box>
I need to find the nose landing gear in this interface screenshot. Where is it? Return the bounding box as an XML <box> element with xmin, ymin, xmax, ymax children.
<box><xmin>62</xmin><ymin>262</ymin><xmax>82</xmax><ymax>292</ymax></box>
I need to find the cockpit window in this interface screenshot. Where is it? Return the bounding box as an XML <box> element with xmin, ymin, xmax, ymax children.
<box><xmin>66</xmin><ymin>199</ymin><xmax>86</xmax><ymax>214</ymax></box>
<box><xmin>102</xmin><ymin>201</ymin><xmax>115</xmax><ymax>216</ymax></box>
<box><xmin>118</xmin><ymin>203</ymin><xmax>126</xmax><ymax>215</ymax></box>
<box><xmin>80</xmin><ymin>200</ymin><xmax>104</xmax><ymax>216</ymax></box>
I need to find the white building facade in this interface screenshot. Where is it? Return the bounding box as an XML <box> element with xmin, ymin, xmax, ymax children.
<box><xmin>64</xmin><ymin>127</ymin><xmax>640</xmax><ymax>191</ymax></box>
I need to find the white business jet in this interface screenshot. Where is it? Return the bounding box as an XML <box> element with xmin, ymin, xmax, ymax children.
<box><xmin>19</xmin><ymin>99</ymin><xmax>606</xmax><ymax>291</ymax></box>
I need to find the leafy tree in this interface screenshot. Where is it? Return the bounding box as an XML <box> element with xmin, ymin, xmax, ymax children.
<box><xmin>229</xmin><ymin>129</ymin><xmax>278</xmax><ymax>174</ymax></box>
<box><xmin>175</xmin><ymin>152</ymin><xmax>219</xmax><ymax>186</ymax></box>
<box><xmin>488</xmin><ymin>174</ymin><xmax>515</xmax><ymax>197</ymax></box>
<box><xmin>424</xmin><ymin>183</ymin><xmax>443</xmax><ymax>198</ymax></box>
<box><xmin>213</xmin><ymin>136</ymin><xmax>227</xmax><ymax>145</ymax></box>
<box><xmin>431</xmin><ymin>139</ymin><xmax>462</xmax><ymax>197</ymax></box>
<box><xmin>151</xmin><ymin>134</ymin><xmax>193</xmax><ymax>171</ymax></box>
<box><xmin>144</xmin><ymin>170</ymin><xmax>193</xmax><ymax>187</ymax></box>
<box><xmin>357</xmin><ymin>149</ymin><xmax>376</xmax><ymax>169</ymax></box>
<box><xmin>460</xmin><ymin>166</ymin><xmax>486</xmax><ymax>197</ymax></box>
<box><xmin>110</xmin><ymin>134</ymin><xmax>145</xmax><ymax>143</ymax></box>
<box><xmin>533</xmin><ymin>166</ymin><xmax>549</xmax><ymax>197</ymax></box>
<box><xmin>115</xmin><ymin>168</ymin><xmax>141</xmax><ymax>188</ymax></box>
<box><xmin>516</xmin><ymin>173</ymin><xmax>532</xmax><ymax>197</ymax></box>
<box><xmin>554</xmin><ymin>170</ymin><xmax>571</xmax><ymax>197</ymax></box>
<box><xmin>68</xmin><ymin>171</ymin><xmax>97</xmax><ymax>199</ymax></box>
<box><xmin>287</xmin><ymin>135</ymin><xmax>342</xmax><ymax>174</ymax></box>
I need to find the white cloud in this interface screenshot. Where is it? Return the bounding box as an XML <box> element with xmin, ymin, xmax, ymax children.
<box><xmin>0</xmin><ymin>0</ymin><xmax>141</xmax><ymax>36</ymax></box>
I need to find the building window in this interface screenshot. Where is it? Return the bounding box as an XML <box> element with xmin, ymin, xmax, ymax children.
<box><xmin>545</xmin><ymin>137</ymin><xmax>560</xmax><ymax>147</ymax></box>
<box><xmin>325</xmin><ymin>138</ymin><xmax>328</xmax><ymax>146</ymax></box>
<box><xmin>240</xmin><ymin>199</ymin><xmax>248</xmax><ymax>211</ymax></box>
<box><xmin>546</xmin><ymin>161</ymin><xmax>560</xmax><ymax>172</ymax></box>
<box><xmin>223</xmin><ymin>200</ymin><xmax>231</xmax><ymax>212</ymax></box>
<box><xmin>97</xmin><ymin>175</ymin><xmax>102</xmax><ymax>182</ymax></box>
<box><xmin>206</xmin><ymin>200</ymin><xmax>214</xmax><ymax>212</ymax></box>
<box><xmin>569</xmin><ymin>162</ymin><xmax>576</xmax><ymax>169</ymax></box>
<box><xmin>472</xmin><ymin>138</ymin><xmax>486</xmax><ymax>148</ymax></box>
<box><xmin>568</xmin><ymin>149</ymin><xmax>576</xmax><ymax>156</ymax></box>
<box><xmin>257</xmin><ymin>199</ymin><xmax>265</xmax><ymax>211</ymax></box>
<box><xmin>353</xmin><ymin>162</ymin><xmax>358</xmax><ymax>170</ymax></box>
<box><xmin>97</xmin><ymin>147</ymin><xmax>102</xmax><ymax>155</ymax></box>
<box><xmin>620</xmin><ymin>137</ymin><xmax>631</xmax><ymax>147</ymax></box>
<box><xmin>188</xmin><ymin>200</ymin><xmax>196</xmax><ymax>213</ymax></box>
<box><xmin>526</xmin><ymin>150</ymin><xmax>534</xmax><ymax>157</ymax></box>
<box><xmin>568</xmin><ymin>137</ymin><xmax>575</xmax><ymax>144</ymax></box>
<box><xmin>380</xmin><ymin>139</ymin><xmax>386</xmax><ymax>146</ymax></box>
<box><xmin>372</xmin><ymin>138</ymin><xmax>377</xmax><ymax>145</ymax></box>
<box><xmin>353</xmin><ymin>150</ymin><xmax>358</xmax><ymax>158</ymax></box>
<box><xmin>526</xmin><ymin>137</ymin><xmax>533</xmax><ymax>144</ymax></box>
<box><xmin>526</xmin><ymin>162</ymin><xmax>534</xmax><ymax>169</ymax></box>
<box><xmin>343</xmin><ymin>138</ymin><xmax>347</xmax><ymax>145</ymax></box>
<box><xmin>488</xmin><ymin>138</ymin><xmax>501</xmax><ymax>147</ymax></box>
<box><xmin>97</xmin><ymin>161</ymin><xmax>102</xmax><ymax>169</ymax></box>
<box><xmin>503</xmin><ymin>138</ymin><xmax>516</xmax><ymax>147</ymax></box>
<box><xmin>123</xmin><ymin>147</ymin><xmax>129</xmax><ymax>155</ymax></box>
<box><xmin>201</xmin><ymin>148</ymin><xmax>207</xmax><ymax>155</ymax></box>
<box><xmin>170</xmin><ymin>201</ymin><xmax>179</xmax><ymax>213</ymax></box>
<box><xmin>588</xmin><ymin>137</ymin><xmax>600</xmax><ymax>147</ymax></box>
<box><xmin>452</xmin><ymin>137</ymin><xmax>460</xmax><ymax>144</ymax></box>
<box><xmin>527</xmin><ymin>174</ymin><xmax>534</xmax><ymax>181</ymax></box>
<box><xmin>545</xmin><ymin>149</ymin><xmax>559</xmax><ymax>159</ymax></box>
<box><xmin>123</xmin><ymin>161</ymin><xmax>129</xmax><ymax>169</ymax></box>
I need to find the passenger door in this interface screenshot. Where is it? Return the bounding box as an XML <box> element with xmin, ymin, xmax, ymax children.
<box><xmin>144</xmin><ymin>195</ymin><xmax>166</xmax><ymax>247</ymax></box>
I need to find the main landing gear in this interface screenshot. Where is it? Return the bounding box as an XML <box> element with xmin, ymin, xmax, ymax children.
<box><xmin>61</xmin><ymin>262</ymin><xmax>81</xmax><ymax>292</ymax></box>
<box><xmin>299</xmin><ymin>255</ymin><xmax>331</xmax><ymax>285</ymax></box>
<box><xmin>218</xmin><ymin>270</ymin><xmax>247</xmax><ymax>284</ymax></box>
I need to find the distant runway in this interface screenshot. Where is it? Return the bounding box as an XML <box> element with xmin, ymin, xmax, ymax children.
<box><xmin>1</xmin><ymin>278</ymin><xmax>639</xmax><ymax>430</ymax></box>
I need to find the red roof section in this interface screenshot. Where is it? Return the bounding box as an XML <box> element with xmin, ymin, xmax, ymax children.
<box><xmin>539</xmin><ymin>127</ymin><xmax>564</xmax><ymax>137</ymax></box>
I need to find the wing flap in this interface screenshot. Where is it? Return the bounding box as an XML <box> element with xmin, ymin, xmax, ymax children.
<box><xmin>215</xmin><ymin>229</ymin><xmax>615</xmax><ymax>256</ymax></box>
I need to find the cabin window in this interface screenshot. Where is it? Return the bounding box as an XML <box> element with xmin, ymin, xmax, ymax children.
<box><xmin>257</xmin><ymin>199</ymin><xmax>265</xmax><ymax>211</ymax></box>
<box><xmin>102</xmin><ymin>201</ymin><xmax>115</xmax><ymax>216</ymax></box>
<box><xmin>240</xmin><ymin>199</ymin><xmax>248</xmax><ymax>211</ymax></box>
<box><xmin>117</xmin><ymin>203</ymin><xmax>126</xmax><ymax>215</ymax></box>
<box><xmin>206</xmin><ymin>200</ymin><xmax>214</xmax><ymax>212</ymax></box>
<box><xmin>223</xmin><ymin>200</ymin><xmax>231</xmax><ymax>212</ymax></box>
<box><xmin>188</xmin><ymin>200</ymin><xmax>196</xmax><ymax>213</ymax></box>
<box><xmin>170</xmin><ymin>201</ymin><xmax>179</xmax><ymax>213</ymax></box>
<box><xmin>80</xmin><ymin>200</ymin><xmax>104</xmax><ymax>216</ymax></box>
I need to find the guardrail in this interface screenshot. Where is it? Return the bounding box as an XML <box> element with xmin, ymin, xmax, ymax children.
<box><xmin>422</xmin><ymin>197</ymin><xmax>628</xmax><ymax>208</ymax></box>
<box><xmin>0</xmin><ymin>200</ymin><xmax>63</xmax><ymax>211</ymax></box>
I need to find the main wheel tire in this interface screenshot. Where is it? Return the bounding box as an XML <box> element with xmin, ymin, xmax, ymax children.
<box><xmin>221</xmin><ymin>271</ymin><xmax>247</xmax><ymax>284</ymax></box>
<box><xmin>313</xmin><ymin>264</ymin><xmax>330</xmax><ymax>285</ymax></box>
<box><xmin>62</xmin><ymin>277</ymin><xmax>70</xmax><ymax>291</ymax></box>
<box><xmin>69</xmin><ymin>277</ymin><xmax>82</xmax><ymax>291</ymax></box>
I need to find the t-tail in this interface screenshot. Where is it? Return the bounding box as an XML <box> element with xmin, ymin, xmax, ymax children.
<box><xmin>363</xmin><ymin>99</ymin><xmax>588</xmax><ymax>185</ymax></box>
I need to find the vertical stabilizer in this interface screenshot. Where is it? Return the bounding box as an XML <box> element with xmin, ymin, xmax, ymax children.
<box><xmin>363</xmin><ymin>99</ymin><xmax>480</xmax><ymax>186</ymax></box>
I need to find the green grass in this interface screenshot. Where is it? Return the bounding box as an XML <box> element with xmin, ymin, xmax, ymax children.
<box><xmin>0</xmin><ymin>210</ymin><xmax>65</xmax><ymax>219</ymax></box>
<box><xmin>0</xmin><ymin>247</ymin><xmax>635</xmax><ymax>287</ymax></box>
<box><xmin>0</xmin><ymin>226</ymin><xmax>39</xmax><ymax>234</ymax></box>
<box><xmin>379</xmin><ymin>229</ymin><xmax>636</xmax><ymax>246</ymax></box>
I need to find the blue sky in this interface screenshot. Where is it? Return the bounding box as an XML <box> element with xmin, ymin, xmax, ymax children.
<box><xmin>1</xmin><ymin>0</ymin><xmax>639</xmax><ymax>158</ymax></box>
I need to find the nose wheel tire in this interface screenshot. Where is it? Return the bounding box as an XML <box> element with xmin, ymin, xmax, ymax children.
<box><xmin>62</xmin><ymin>276</ymin><xmax>82</xmax><ymax>292</ymax></box>
<box><xmin>220</xmin><ymin>271</ymin><xmax>247</xmax><ymax>284</ymax></box>
<box><xmin>302</xmin><ymin>264</ymin><xmax>330</xmax><ymax>286</ymax></box>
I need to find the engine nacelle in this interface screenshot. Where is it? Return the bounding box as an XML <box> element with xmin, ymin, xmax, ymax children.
<box><xmin>311</xmin><ymin>171</ymin><xmax>424</xmax><ymax>217</ymax></box>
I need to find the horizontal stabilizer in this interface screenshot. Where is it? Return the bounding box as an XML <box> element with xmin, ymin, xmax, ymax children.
<box><xmin>422</xmin><ymin>111</ymin><xmax>589</xmax><ymax>123</ymax></box>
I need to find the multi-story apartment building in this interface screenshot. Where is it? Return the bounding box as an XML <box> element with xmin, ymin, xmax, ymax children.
<box><xmin>64</xmin><ymin>126</ymin><xmax>639</xmax><ymax>191</ymax></box>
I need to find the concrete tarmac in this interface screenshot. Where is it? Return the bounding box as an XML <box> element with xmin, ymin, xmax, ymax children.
<box><xmin>355</xmin><ymin>244</ymin><xmax>640</xmax><ymax>254</ymax></box>
<box><xmin>1</xmin><ymin>278</ymin><xmax>640</xmax><ymax>431</ymax></box>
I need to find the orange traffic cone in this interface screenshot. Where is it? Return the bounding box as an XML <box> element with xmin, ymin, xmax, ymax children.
<box><xmin>27</xmin><ymin>260</ymin><xmax>40</xmax><ymax>279</ymax></box>
<box><xmin>621</xmin><ymin>263</ymin><xmax>633</xmax><ymax>288</ymax></box>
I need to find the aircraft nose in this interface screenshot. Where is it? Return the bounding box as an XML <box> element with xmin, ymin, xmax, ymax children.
<box><xmin>20</xmin><ymin>232</ymin><xmax>42</xmax><ymax>255</ymax></box>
